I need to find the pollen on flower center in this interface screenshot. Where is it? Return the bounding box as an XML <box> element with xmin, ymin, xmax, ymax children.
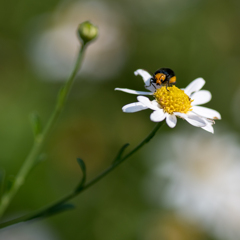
<box><xmin>154</xmin><ymin>85</ymin><xmax>193</xmax><ymax>114</ymax></box>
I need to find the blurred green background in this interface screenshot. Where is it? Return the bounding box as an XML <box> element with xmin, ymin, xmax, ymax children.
<box><xmin>0</xmin><ymin>0</ymin><xmax>240</xmax><ymax>239</ymax></box>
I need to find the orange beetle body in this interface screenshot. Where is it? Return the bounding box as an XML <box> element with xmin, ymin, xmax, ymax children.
<box><xmin>149</xmin><ymin>68</ymin><xmax>176</xmax><ymax>89</ymax></box>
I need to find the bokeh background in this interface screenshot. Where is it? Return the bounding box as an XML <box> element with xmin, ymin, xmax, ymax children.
<box><xmin>0</xmin><ymin>0</ymin><xmax>240</xmax><ymax>239</ymax></box>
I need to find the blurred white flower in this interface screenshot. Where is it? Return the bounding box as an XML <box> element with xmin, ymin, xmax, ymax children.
<box><xmin>144</xmin><ymin>130</ymin><xmax>240</xmax><ymax>240</ymax></box>
<box><xmin>27</xmin><ymin>1</ymin><xmax>128</xmax><ymax>81</ymax></box>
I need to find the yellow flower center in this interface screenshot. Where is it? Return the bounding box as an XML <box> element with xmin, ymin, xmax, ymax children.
<box><xmin>154</xmin><ymin>85</ymin><xmax>193</xmax><ymax>114</ymax></box>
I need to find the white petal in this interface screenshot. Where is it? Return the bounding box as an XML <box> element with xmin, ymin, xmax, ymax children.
<box><xmin>191</xmin><ymin>90</ymin><xmax>212</xmax><ymax>106</ymax></box>
<box><xmin>122</xmin><ymin>102</ymin><xmax>148</xmax><ymax>113</ymax></box>
<box><xmin>150</xmin><ymin>110</ymin><xmax>166</xmax><ymax>122</ymax></box>
<box><xmin>134</xmin><ymin>69</ymin><xmax>155</xmax><ymax>93</ymax></box>
<box><xmin>175</xmin><ymin>112</ymin><xmax>206</xmax><ymax>127</ymax></box>
<box><xmin>151</xmin><ymin>100</ymin><xmax>160</xmax><ymax>108</ymax></box>
<box><xmin>184</xmin><ymin>78</ymin><xmax>205</xmax><ymax>96</ymax></box>
<box><xmin>134</xmin><ymin>69</ymin><xmax>152</xmax><ymax>84</ymax></box>
<box><xmin>137</xmin><ymin>96</ymin><xmax>159</xmax><ymax>111</ymax></box>
<box><xmin>144</xmin><ymin>84</ymin><xmax>156</xmax><ymax>93</ymax></box>
<box><xmin>192</xmin><ymin>106</ymin><xmax>221</xmax><ymax>120</ymax></box>
<box><xmin>166</xmin><ymin>114</ymin><xmax>177</xmax><ymax>128</ymax></box>
<box><xmin>115</xmin><ymin>88</ymin><xmax>153</xmax><ymax>95</ymax></box>
<box><xmin>201</xmin><ymin>122</ymin><xmax>214</xmax><ymax>133</ymax></box>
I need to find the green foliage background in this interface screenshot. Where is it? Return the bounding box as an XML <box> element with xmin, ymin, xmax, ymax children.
<box><xmin>0</xmin><ymin>0</ymin><xmax>239</xmax><ymax>239</ymax></box>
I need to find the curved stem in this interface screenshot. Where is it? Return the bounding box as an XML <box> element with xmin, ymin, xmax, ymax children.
<box><xmin>0</xmin><ymin>121</ymin><xmax>164</xmax><ymax>228</ymax></box>
<box><xmin>0</xmin><ymin>44</ymin><xmax>86</xmax><ymax>219</ymax></box>
<box><xmin>82</xmin><ymin>121</ymin><xmax>164</xmax><ymax>191</ymax></box>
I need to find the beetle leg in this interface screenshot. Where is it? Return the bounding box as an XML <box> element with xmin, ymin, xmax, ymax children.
<box><xmin>145</xmin><ymin>78</ymin><xmax>153</xmax><ymax>87</ymax></box>
<box><xmin>166</xmin><ymin>80</ymin><xmax>170</xmax><ymax>91</ymax></box>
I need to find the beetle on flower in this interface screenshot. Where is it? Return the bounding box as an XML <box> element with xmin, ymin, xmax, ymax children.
<box><xmin>115</xmin><ymin>69</ymin><xmax>221</xmax><ymax>133</ymax></box>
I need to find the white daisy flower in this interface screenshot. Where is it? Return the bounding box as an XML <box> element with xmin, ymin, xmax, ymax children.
<box><xmin>115</xmin><ymin>69</ymin><xmax>221</xmax><ymax>133</ymax></box>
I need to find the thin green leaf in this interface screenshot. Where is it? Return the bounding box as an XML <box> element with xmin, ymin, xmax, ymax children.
<box><xmin>29</xmin><ymin>112</ymin><xmax>42</xmax><ymax>138</ymax></box>
<box><xmin>75</xmin><ymin>158</ymin><xmax>86</xmax><ymax>191</ymax></box>
<box><xmin>27</xmin><ymin>203</ymin><xmax>75</xmax><ymax>221</ymax></box>
<box><xmin>112</xmin><ymin>143</ymin><xmax>130</xmax><ymax>164</ymax></box>
<box><xmin>0</xmin><ymin>203</ymin><xmax>75</xmax><ymax>228</ymax></box>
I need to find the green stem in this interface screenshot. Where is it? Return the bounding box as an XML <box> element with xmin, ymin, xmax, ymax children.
<box><xmin>0</xmin><ymin>44</ymin><xmax>86</xmax><ymax>219</ymax></box>
<box><xmin>0</xmin><ymin>121</ymin><xmax>164</xmax><ymax>228</ymax></box>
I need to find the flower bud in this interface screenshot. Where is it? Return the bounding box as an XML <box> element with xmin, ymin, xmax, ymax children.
<box><xmin>77</xmin><ymin>21</ymin><xmax>98</xmax><ymax>45</ymax></box>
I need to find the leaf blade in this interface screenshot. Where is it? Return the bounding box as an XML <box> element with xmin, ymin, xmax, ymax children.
<box><xmin>75</xmin><ymin>158</ymin><xmax>86</xmax><ymax>191</ymax></box>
